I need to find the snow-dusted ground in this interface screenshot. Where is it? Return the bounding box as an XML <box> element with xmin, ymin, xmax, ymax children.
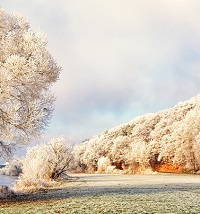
<box><xmin>1</xmin><ymin>173</ymin><xmax>200</xmax><ymax>213</ymax></box>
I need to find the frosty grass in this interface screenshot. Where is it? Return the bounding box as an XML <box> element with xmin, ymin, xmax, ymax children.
<box><xmin>1</xmin><ymin>173</ymin><xmax>200</xmax><ymax>213</ymax></box>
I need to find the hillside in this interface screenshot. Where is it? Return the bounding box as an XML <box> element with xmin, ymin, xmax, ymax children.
<box><xmin>72</xmin><ymin>94</ymin><xmax>200</xmax><ymax>174</ymax></box>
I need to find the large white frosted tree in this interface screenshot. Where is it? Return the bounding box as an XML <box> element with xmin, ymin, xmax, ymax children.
<box><xmin>0</xmin><ymin>9</ymin><xmax>60</xmax><ymax>157</ymax></box>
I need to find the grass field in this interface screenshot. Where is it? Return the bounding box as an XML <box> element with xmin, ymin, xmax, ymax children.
<box><xmin>1</xmin><ymin>173</ymin><xmax>200</xmax><ymax>213</ymax></box>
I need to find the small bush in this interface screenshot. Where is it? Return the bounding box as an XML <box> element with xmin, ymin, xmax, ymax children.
<box><xmin>97</xmin><ymin>157</ymin><xmax>111</xmax><ymax>173</ymax></box>
<box><xmin>14</xmin><ymin>137</ymin><xmax>73</xmax><ymax>192</ymax></box>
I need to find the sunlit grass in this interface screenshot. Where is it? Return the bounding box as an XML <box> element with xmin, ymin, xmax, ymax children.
<box><xmin>1</xmin><ymin>192</ymin><xmax>200</xmax><ymax>214</ymax></box>
<box><xmin>1</xmin><ymin>173</ymin><xmax>200</xmax><ymax>214</ymax></box>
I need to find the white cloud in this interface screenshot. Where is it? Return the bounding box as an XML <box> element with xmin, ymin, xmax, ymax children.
<box><xmin>1</xmin><ymin>0</ymin><xmax>200</xmax><ymax>144</ymax></box>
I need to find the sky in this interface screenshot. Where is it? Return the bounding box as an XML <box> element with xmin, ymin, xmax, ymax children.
<box><xmin>1</xmin><ymin>0</ymin><xmax>200</xmax><ymax>148</ymax></box>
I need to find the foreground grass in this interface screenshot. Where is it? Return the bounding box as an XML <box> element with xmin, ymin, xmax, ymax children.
<box><xmin>1</xmin><ymin>173</ymin><xmax>200</xmax><ymax>213</ymax></box>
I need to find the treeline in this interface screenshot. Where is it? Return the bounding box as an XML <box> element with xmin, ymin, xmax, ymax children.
<box><xmin>72</xmin><ymin>94</ymin><xmax>200</xmax><ymax>174</ymax></box>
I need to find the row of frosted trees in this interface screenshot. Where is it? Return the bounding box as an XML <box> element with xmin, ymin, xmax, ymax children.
<box><xmin>72</xmin><ymin>95</ymin><xmax>200</xmax><ymax>174</ymax></box>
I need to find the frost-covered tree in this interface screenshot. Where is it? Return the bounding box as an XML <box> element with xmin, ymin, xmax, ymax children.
<box><xmin>14</xmin><ymin>137</ymin><xmax>72</xmax><ymax>192</ymax></box>
<box><xmin>173</xmin><ymin>108</ymin><xmax>200</xmax><ymax>172</ymax></box>
<box><xmin>0</xmin><ymin>9</ymin><xmax>60</xmax><ymax>157</ymax></box>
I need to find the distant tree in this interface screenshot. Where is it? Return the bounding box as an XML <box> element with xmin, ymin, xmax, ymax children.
<box><xmin>174</xmin><ymin>108</ymin><xmax>200</xmax><ymax>172</ymax></box>
<box><xmin>0</xmin><ymin>9</ymin><xmax>60</xmax><ymax>158</ymax></box>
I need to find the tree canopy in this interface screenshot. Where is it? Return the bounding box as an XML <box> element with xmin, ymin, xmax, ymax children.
<box><xmin>0</xmin><ymin>9</ymin><xmax>61</xmax><ymax>158</ymax></box>
<box><xmin>72</xmin><ymin>94</ymin><xmax>200</xmax><ymax>174</ymax></box>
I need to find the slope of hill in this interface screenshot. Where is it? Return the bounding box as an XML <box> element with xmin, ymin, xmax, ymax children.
<box><xmin>72</xmin><ymin>94</ymin><xmax>200</xmax><ymax>174</ymax></box>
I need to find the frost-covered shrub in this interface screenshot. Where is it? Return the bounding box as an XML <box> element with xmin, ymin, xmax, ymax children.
<box><xmin>0</xmin><ymin>158</ymin><xmax>22</xmax><ymax>176</ymax></box>
<box><xmin>14</xmin><ymin>137</ymin><xmax>72</xmax><ymax>192</ymax></box>
<box><xmin>97</xmin><ymin>157</ymin><xmax>111</xmax><ymax>173</ymax></box>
